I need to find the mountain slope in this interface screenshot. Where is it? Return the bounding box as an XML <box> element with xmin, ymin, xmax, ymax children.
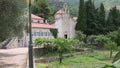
<box><xmin>48</xmin><ymin>0</ymin><xmax>120</xmax><ymax>16</ymax></box>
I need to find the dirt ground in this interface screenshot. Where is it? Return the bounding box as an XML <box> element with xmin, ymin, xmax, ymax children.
<box><xmin>0</xmin><ymin>47</ymin><xmax>28</xmax><ymax>68</ymax></box>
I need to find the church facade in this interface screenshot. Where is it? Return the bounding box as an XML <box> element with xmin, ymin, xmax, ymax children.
<box><xmin>54</xmin><ymin>3</ymin><xmax>77</xmax><ymax>39</ymax></box>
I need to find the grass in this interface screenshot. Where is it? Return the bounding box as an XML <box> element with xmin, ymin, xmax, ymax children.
<box><xmin>36</xmin><ymin>50</ymin><xmax>118</xmax><ymax>68</ymax></box>
<box><xmin>36</xmin><ymin>51</ymin><xmax>74</xmax><ymax>58</ymax></box>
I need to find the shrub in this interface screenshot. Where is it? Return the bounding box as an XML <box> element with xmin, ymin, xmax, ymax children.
<box><xmin>103</xmin><ymin>65</ymin><xmax>116</xmax><ymax>68</ymax></box>
<box><xmin>105</xmin><ymin>41</ymin><xmax>117</xmax><ymax>58</ymax></box>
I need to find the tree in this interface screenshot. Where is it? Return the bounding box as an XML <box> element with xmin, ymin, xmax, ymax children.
<box><xmin>107</xmin><ymin>28</ymin><xmax>120</xmax><ymax>46</ymax></box>
<box><xmin>54</xmin><ymin>38</ymin><xmax>74</xmax><ymax>64</ymax></box>
<box><xmin>0</xmin><ymin>0</ymin><xmax>27</xmax><ymax>42</ymax></box>
<box><xmin>85</xmin><ymin>0</ymin><xmax>98</xmax><ymax>35</ymax></box>
<box><xmin>116</xmin><ymin>28</ymin><xmax>120</xmax><ymax>46</ymax></box>
<box><xmin>97</xmin><ymin>3</ymin><xmax>106</xmax><ymax>34</ymax></box>
<box><xmin>75</xmin><ymin>0</ymin><xmax>86</xmax><ymax>32</ymax></box>
<box><xmin>105</xmin><ymin>41</ymin><xmax>117</xmax><ymax>58</ymax></box>
<box><xmin>35</xmin><ymin>38</ymin><xmax>75</xmax><ymax>64</ymax></box>
<box><xmin>75</xmin><ymin>31</ymin><xmax>86</xmax><ymax>42</ymax></box>
<box><xmin>107</xmin><ymin>31</ymin><xmax>117</xmax><ymax>43</ymax></box>
<box><xmin>89</xmin><ymin>35</ymin><xmax>111</xmax><ymax>47</ymax></box>
<box><xmin>106</xmin><ymin>6</ymin><xmax>120</xmax><ymax>32</ymax></box>
<box><xmin>32</xmin><ymin>0</ymin><xmax>50</xmax><ymax>21</ymax></box>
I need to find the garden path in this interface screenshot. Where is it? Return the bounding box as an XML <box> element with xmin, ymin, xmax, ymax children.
<box><xmin>0</xmin><ymin>47</ymin><xmax>28</xmax><ymax>68</ymax></box>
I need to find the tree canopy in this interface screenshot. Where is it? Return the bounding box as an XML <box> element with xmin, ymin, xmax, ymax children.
<box><xmin>75</xmin><ymin>0</ymin><xmax>86</xmax><ymax>32</ymax></box>
<box><xmin>32</xmin><ymin>0</ymin><xmax>50</xmax><ymax>21</ymax></box>
<box><xmin>0</xmin><ymin>0</ymin><xmax>27</xmax><ymax>42</ymax></box>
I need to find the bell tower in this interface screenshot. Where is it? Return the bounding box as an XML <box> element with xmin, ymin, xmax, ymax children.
<box><xmin>63</xmin><ymin>3</ymin><xmax>69</xmax><ymax>14</ymax></box>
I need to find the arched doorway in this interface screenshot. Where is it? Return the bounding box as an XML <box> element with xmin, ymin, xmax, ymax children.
<box><xmin>64</xmin><ymin>34</ymin><xmax>67</xmax><ymax>39</ymax></box>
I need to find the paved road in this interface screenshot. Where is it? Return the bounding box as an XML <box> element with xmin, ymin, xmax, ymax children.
<box><xmin>0</xmin><ymin>47</ymin><xmax>28</xmax><ymax>68</ymax></box>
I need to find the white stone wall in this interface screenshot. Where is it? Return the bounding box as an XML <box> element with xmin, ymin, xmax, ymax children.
<box><xmin>55</xmin><ymin>19</ymin><xmax>64</xmax><ymax>38</ymax></box>
<box><xmin>54</xmin><ymin>10</ymin><xmax>76</xmax><ymax>39</ymax></box>
<box><xmin>55</xmin><ymin>14</ymin><xmax>62</xmax><ymax>20</ymax></box>
<box><xmin>69</xmin><ymin>18</ymin><xmax>77</xmax><ymax>38</ymax></box>
<box><xmin>25</xmin><ymin>28</ymin><xmax>54</xmax><ymax>46</ymax></box>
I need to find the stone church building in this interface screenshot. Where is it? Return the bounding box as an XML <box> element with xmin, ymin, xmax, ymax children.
<box><xmin>54</xmin><ymin>3</ymin><xmax>77</xmax><ymax>39</ymax></box>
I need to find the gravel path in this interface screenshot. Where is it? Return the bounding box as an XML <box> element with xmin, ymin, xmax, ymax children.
<box><xmin>0</xmin><ymin>47</ymin><xmax>28</xmax><ymax>68</ymax></box>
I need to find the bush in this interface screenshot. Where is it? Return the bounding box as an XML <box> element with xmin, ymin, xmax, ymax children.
<box><xmin>103</xmin><ymin>65</ymin><xmax>116</xmax><ymax>68</ymax></box>
<box><xmin>103</xmin><ymin>65</ymin><xmax>120</xmax><ymax>68</ymax></box>
<box><xmin>105</xmin><ymin>41</ymin><xmax>117</xmax><ymax>58</ymax></box>
<box><xmin>35</xmin><ymin>38</ymin><xmax>77</xmax><ymax>63</ymax></box>
<box><xmin>88</xmin><ymin>35</ymin><xmax>111</xmax><ymax>48</ymax></box>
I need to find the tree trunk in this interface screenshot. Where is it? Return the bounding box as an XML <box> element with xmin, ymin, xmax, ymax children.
<box><xmin>110</xmin><ymin>49</ymin><xmax>113</xmax><ymax>58</ymax></box>
<box><xmin>59</xmin><ymin>52</ymin><xmax>63</xmax><ymax>64</ymax></box>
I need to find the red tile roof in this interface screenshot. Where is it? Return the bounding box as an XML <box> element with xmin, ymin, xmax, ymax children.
<box><xmin>32</xmin><ymin>23</ymin><xmax>56</xmax><ymax>29</ymax></box>
<box><xmin>31</xmin><ymin>14</ymin><xmax>44</xmax><ymax>20</ymax></box>
<box><xmin>55</xmin><ymin>9</ymin><xmax>64</xmax><ymax>15</ymax></box>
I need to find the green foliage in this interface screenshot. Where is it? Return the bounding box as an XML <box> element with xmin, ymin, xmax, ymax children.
<box><xmin>89</xmin><ymin>35</ymin><xmax>111</xmax><ymax>45</ymax></box>
<box><xmin>75</xmin><ymin>0</ymin><xmax>87</xmax><ymax>32</ymax></box>
<box><xmin>107</xmin><ymin>28</ymin><xmax>120</xmax><ymax>46</ymax></box>
<box><xmin>35</xmin><ymin>38</ymin><xmax>76</xmax><ymax>63</ymax></box>
<box><xmin>54</xmin><ymin>38</ymin><xmax>74</xmax><ymax>53</ymax></box>
<box><xmin>32</xmin><ymin>0</ymin><xmax>50</xmax><ymax>20</ymax></box>
<box><xmin>75</xmin><ymin>31</ymin><xmax>86</xmax><ymax>41</ymax></box>
<box><xmin>0</xmin><ymin>0</ymin><xmax>27</xmax><ymax>42</ymax></box>
<box><xmin>35</xmin><ymin>38</ymin><xmax>54</xmax><ymax>46</ymax></box>
<box><xmin>49</xmin><ymin>0</ymin><xmax>120</xmax><ymax>17</ymax></box>
<box><xmin>106</xmin><ymin>6</ymin><xmax>120</xmax><ymax>32</ymax></box>
<box><xmin>103</xmin><ymin>65</ymin><xmax>120</xmax><ymax>68</ymax></box>
<box><xmin>113</xmin><ymin>51</ymin><xmax>120</xmax><ymax>63</ymax></box>
<box><xmin>107</xmin><ymin>31</ymin><xmax>118</xmax><ymax>43</ymax></box>
<box><xmin>113</xmin><ymin>51</ymin><xmax>120</xmax><ymax>67</ymax></box>
<box><xmin>79</xmin><ymin>41</ymin><xmax>86</xmax><ymax>48</ymax></box>
<box><xmin>50</xmin><ymin>29</ymin><xmax>58</xmax><ymax>38</ymax></box>
<box><xmin>48</xmin><ymin>16</ymin><xmax>54</xmax><ymax>22</ymax></box>
<box><xmin>88</xmin><ymin>45</ymin><xmax>96</xmax><ymax>52</ymax></box>
<box><xmin>105</xmin><ymin>41</ymin><xmax>117</xmax><ymax>58</ymax></box>
<box><xmin>49</xmin><ymin>50</ymin><xmax>113</xmax><ymax>68</ymax></box>
<box><xmin>97</xmin><ymin>3</ymin><xmax>106</xmax><ymax>34</ymax></box>
<box><xmin>36</xmin><ymin>50</ymin><xmax>117</xmax><ymax>68</ymax></box>
<box><xmin>116</xmin><ymin>28</ymin><xmax>120</xmax><ymax>46</ymax></box>
<box><xmin>85</xmin><ymin>0</ymin><xmax>98</xmax><ymax>35</ymax></box>
<box><xmin>105</xmin><ymin>41</ymin><xmax>117</xmax><ymax>51</ymax></box>
<box><xmin>54</xmin><ymin>38</ymin><xmax>75</xmax><ymax>63</ymax></box>
<box><xmin>74</xmin><ymin>0</ymin><xmax>120</xmax><ymax>35</ymax></box>
<box><xmin>103</xmin><ymin>65</ymin><xmax>116</xmax><ymax>68</ymax></box>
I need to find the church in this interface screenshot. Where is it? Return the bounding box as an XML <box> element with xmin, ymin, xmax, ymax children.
<box><xmin>54</xmin><ymin>3</ymin><xmax>77</xmax><ymax>39</ymax></box>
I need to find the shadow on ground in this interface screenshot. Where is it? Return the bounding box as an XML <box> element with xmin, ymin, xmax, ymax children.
<box><xmin>0</xmin><ymin>62</ymin><xmax>17</xmax><ymax>68</ymax></box>
<box><xmin>0</xmin><ymin>53</ymin><xmax>19</xmax><ymax>58</ymax></box>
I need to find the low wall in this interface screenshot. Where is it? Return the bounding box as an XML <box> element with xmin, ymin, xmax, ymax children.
<box><xmin>34</xmin><ymin>47</ymin><xmax>44</xmax><ymax>57</ymax></box>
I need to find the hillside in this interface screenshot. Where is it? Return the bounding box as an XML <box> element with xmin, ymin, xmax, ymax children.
<box><xmin>48</xmin><ymin>0</ymin><xmax>120</xmax><ymax>16</ymax></box>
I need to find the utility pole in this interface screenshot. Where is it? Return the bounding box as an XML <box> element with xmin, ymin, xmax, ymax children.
<box><xmin>28</xmin><ymin>0</ymin><xmax>34</xmax><ymax>68</ymax></box>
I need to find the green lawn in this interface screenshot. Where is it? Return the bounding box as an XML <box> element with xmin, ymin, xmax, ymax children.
<box><xmin>36</xmin><ymin>50</ymin><xmax>118</xmax><ymax>68</ymax></box>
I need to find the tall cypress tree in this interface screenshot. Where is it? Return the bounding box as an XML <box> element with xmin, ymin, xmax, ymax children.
<box><xmin>107</xmin><ymin>6</ymin><xmax>120</xmax><ymax>32</ymax></box>
<box><xmin>99</xmin><ymin>3</ymin><xmax>105</xmax><ymax>24</ymax></box>
<box><xmin>85</xmin><ymin>0</ymin><xmax>97</xmax><ymax>35</ymax></box>
<box><xmin>75</xmin><ymin>0</ymin><xmax>86</xmax><ymax>32</ymax></box>
<box><xmin>116</xmin><ymin>27</ymin><xmax>120</xmax><ymax>46</ymax></box>
<box><xmin>97</xmin><ymin>3</ymin><xmax>106</xmax><ymax>34</ymax></box>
